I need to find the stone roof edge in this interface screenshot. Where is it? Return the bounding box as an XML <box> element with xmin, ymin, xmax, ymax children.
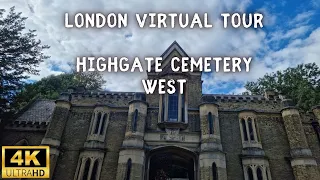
<box><xmin>5</xmin><ymin>120</ymin><xmax>49</xmax><ymax>131</ymax></box>
<box><xmin>70</xmin><ymin>91</ymin><xmax>142</xmax><ymax>98</ymax></box>
<box><xmin>202</xmin><ymin>94</ymin><xmax>282</xmax><ymax>102</ymax></box>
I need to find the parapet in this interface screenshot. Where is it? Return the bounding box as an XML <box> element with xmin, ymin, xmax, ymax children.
<box><xmin>202</xmin><ymin>94</ymin><xmax>281</xmax><ymax>103</ymax></box>
<box><xmin>5</xmin><ymin>120</ymin><xmax>49</xmax><ymax>131</ymax></box>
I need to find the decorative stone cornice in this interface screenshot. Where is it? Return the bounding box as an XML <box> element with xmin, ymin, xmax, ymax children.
<box><xmin>5</xmin><ymin>120</ymin><xmax>49</xmax><ymax>131</ymax></box>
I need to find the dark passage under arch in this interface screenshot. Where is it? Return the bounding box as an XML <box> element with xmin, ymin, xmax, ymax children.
<box><xmin>148</xmin><ymin>147</ymin><xmax>196</xmax><ymax>180</ymax></box>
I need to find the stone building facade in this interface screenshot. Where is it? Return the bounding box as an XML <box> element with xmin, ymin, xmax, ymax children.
<box><xmin>1</xmin><ymin>41</ymin><xmax>320</xmax><ymax>180</ymax></box>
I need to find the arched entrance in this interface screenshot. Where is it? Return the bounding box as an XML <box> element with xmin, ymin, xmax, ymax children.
<box><xmin>146</xmin><ymin>146</ymin><xmax>197</xmax><ymax>180</ymax></box>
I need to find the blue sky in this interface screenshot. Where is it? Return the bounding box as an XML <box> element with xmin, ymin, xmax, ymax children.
<box><xmin>2</xmin><ymin>0</ymin><xmax>320</xmax><ymax>94</ymax></box>
<box><xmin>203</xmin><ymin>0</ymin><xmax>320</xmax><ymax>94</ymax></box>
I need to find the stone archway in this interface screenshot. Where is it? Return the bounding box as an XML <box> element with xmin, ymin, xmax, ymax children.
<box><xmin>146</xmin><ymin>146</ymin><xmax>198</xmax><ymax>180</ymax></box>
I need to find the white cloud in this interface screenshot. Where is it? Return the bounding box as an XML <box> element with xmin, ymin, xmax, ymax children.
<box><xmin>1</xmin><ymin>0</ymin><xmax>319</xmax><ymax>94</ymax></box>
<box><xmin>269</xmin><ymin>25</ymin><xmax>312</xmax><ymax>42</ymax></box>
<box><xmin>290</xmin><ymin>11</ymin><xmax>315</xmax><ymax>26</ymax></box>
<box><xmin>228</xmin><ymin>86</ymin><xmax>247</xmax><ymax>95</ymax></box>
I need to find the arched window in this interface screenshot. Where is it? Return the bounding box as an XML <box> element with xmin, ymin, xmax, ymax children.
<box><xmin>168</xmin><ymin>92</ymin><xmax>179</xmax><ymax>122</ymax></box>
<box><xmin>257</xmin><ymin>167</ymin><xmax>263</xmax><ymax>180</ymax></box>
<box><xmin>248</xmin><ymin>118</ymin><xmax>254</xmax><ymax>141</ymax></box>
<box><xmin>99</xmin><ymin>114</ymin><xmax>107</xmax><ymax>135</ymax></box>
<box><xmin>83</xmin><ymin>158</ymin><xmax>91</xmax><ymax>180</ymax></box>
<box><xmin>159</xmin><ymin>84</ymin><xmax>187</xmax><ymax>123</ymax></box>
<box><xmin>247</xmin><ymin>167</ymin><xmax>254</xmax><ymax>180</ymax></box>
<box><xmin>90</xmin><ymin>160</ymin><xmax>99</xmax><ymax>180</ymax></box>
<box><xmin>94</xmin><ymin>112</ymin><xmax>102</xmax><ymax>134</ymax></box>
<box><xmin>208</xmin><ymin>112</ymin><xmax>214</xmax><ymax>134</ymax></box>
<box><xmin>255</xmin><ymin>121</ymin><xmax>260</xmax><ymax>142</ymax></box>
<box><xmin>241</xmin><ymin>119</ymin><xmax>248</xmax><ymax>141</ymax></box>
<box><xmin>265</xmin><ymin>167</ymin><xmax>270</xmax><ymax>180</ymax></box>
<box><xmin>125</xmin><ymin>158</ymin><xmax>132</xmax><ymax>180</ymax></box>
<box><xmin>212</xmin><ymin>162</ymin><xmax>218</xmax><ymax>180</ymax></box>
<box><xmin>132</xmin><ymin>109</ymin><xmax>138</xmax><ymax>132</ymax></box>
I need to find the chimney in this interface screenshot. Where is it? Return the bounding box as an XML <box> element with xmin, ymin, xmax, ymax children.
<box><xmin>264</xmin><ymin>89</ymin><xmax>276</xmax><ymax>100</ymax></box>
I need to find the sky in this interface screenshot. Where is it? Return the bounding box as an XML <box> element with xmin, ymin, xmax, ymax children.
<box><xmin>1</xmin><ymin>0</ymin><xmax>320</xmax><ymax>94</ymax></box>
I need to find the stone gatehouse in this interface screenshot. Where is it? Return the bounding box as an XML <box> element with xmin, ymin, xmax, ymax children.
<box><xmin>1</xmin><ymin>41</ymin><xmax>320</xmax><ymax>180</ymax></box>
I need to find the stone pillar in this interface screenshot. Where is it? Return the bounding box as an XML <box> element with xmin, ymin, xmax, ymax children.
<box><xmin>41</xmin><ymin>93</ymin><xmax>71</xmax><ymax>179</ymax></box>
<box><xmin>199</xmin><ymin>102</ymin><xmax>227</xmax><ymax>180</ymax></box>
<box><xmin>312</xmin><ymin>105</ymin><xmax>320</xmax><ymax>125</ymax></box>
<box><xmin>281</xmin><ymin>99</ymin><xmax>319</xmax><ymax>180</ymax></box>
<box><xmin>116</xmin><ymin>93</ymin><xmax>148</xmax><ymax>180</ymax></box>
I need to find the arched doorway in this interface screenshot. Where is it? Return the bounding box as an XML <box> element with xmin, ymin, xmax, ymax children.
<box><xmin>146</xmin><ymin>146</ymin><xmax>197</xmax><ymax>180</ymax></box>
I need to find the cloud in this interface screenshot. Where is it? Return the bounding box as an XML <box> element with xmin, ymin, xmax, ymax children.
<box><xmin>269</xmin><ymin>25</ymin><xmax>312</xmax><ymax>42</ymax></box>
<box><xmin>1</xmin><ymin>0</ymin><xmax>319</xmax><ymax>94</ymax></box>
<box><xmin>290</xmin><ymin>11</ymin><xmax>315</xmax><ymax>26</ymax></box>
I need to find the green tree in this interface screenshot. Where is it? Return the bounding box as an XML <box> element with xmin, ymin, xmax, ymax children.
<box><xmin>245</xmin><ymin>63</ymin><xmax>320</xmax><ymax>111</ymax></box>
<box><xmin>13</xmin><ymin>71</ymin><xmax>106</xmax><ymax>110</ymax></box>
<box><xmin>0</xmin><ymin>7</ymin><xmax>49</xmax><ymax>117</ymax></box>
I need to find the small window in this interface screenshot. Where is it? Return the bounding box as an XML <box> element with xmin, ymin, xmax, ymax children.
<box><xmin>248</xmin><ymin>118</ymin><xmax>254</xmax><ymax>141</ymax></box>
<box><xmin>83</xmin><ymin>159</ymin><xmax>91</xmax><ymax>180</ymax></box>
<box><xmin>208</xmin><ymin>112</ymin><xmax>214</xmax><ymax>134</ymax></box>
<box><xmin>168</xmin><ymin>92</ymin><xmax>179</xmax><ymax>122</ymax></box>
<box><xmin>125</xmin><ymin>158</ymin><xmax>132</xmax><ymax>180</ymax></box>
<box><xmin>212</xmin><ymin>162</ymin><xmax>218</xmax><ymax>180</ymax></box>
<box><xmin>132</xmin><ymin>109</ymin><xmax>138</xmax><ymax>132</ymax></box>
<box><xmin>90</xmin><ymin>160</ymin><xmax>99</xmax><ymax>180</ymax></box>
<box><xmin>255</xmin><ymin>121</ymin><xmax>260</xmax><ymax>142</ymax></box>
<box><xmin>257</xmin><ymin>167</ymin><xmax>263</xmax><ymax>180</ymax></box>
<box><xmin>159</xmin><ymin>84</ymin><xmax>187</xmax><ymax>123</ymax></box>
<box><xmin>247</xmin><ymin>167</ymin><xmax>254</xmax><ymax>180</ymax></box>
<box><xmin>94</xmin><ymin>112</ymin><xmax>102</xmax><ymax>134</ymax></box>
<box><xmin>99</xmin><ymin>114</ymin><xmax>108</xmax><ymax>135</ymax></box>
<box><xmin>241</xmin><ymin>119</ymin><xmax>248</xmax><ymax>141</ymax></box>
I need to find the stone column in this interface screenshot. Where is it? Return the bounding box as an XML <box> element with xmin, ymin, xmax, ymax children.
<box><xmin>116</xmin><ymin>93</ymin><xmax>148</xmax><ymax>180</ymax></box>
<box><xmin>199</xmin><ymin>102</ymin><xmax>227</xmax><ymax>180</ymax></box>
<box><xmin>281</xmin><ymin>99</ymin><xmax>319</xmax><ymax>180</ymax></box>
<box><xmin>41</xmin><ymin>93</ymin><xmax>71</xmax><ymax>179</ymax></box>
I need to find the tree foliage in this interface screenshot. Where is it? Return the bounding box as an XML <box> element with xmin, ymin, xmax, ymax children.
<box><xmin>245</xmin><ymin>63</ymin><xmax>320</xmax><ymax>111</ymax></box>
<box><xmin>13</xmin><ymin>71</ymin><xmax>106</xmax><ymax>110</ymax></box>
<box><xmin>0</xmin><ymin>7</ymin><xmax>49</xmax><ymax>116</ymax></box>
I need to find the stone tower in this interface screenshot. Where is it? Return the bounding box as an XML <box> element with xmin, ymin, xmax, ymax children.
<box><xmin>40</xmin><ymin>93</ymin><xmax>71</xmax><ymax>179</ymax></box>
<box><xmin>199</xmin><ymin>97</ymin><xmax>227</xmax><ymax>180</ymax></box>
<box><xmin>281</xmin><ymin>99</ymin><xmax>320</xmax><ymax>180</ymax></box>
<box><xmin>116</xmin><ymin>93</ymin><xmax>148</xmax><ymax>180</ymax></box>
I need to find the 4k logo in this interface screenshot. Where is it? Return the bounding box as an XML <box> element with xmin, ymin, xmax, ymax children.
<box><xmin>1</xmin><ymin>146</ymin><xmax>50</xmax><ymax>178</ymax></box>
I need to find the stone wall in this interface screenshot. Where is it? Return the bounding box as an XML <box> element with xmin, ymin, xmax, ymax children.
<box><xmin>101</xmin><ymin>112</ymin><xmax>128</xmax><ymax>180</ymax></box>
<box><xmin>292</xmin><ymin>165</ymin><xmax>320</xmax><ymax>180</ymax></box>
<box><xmin>303</xmin><ymin>123</ymin><xmax>320</xmax><ymax>174</ymax></box>
<box><xmin>70</xmin><ymin>92</ymin><xmax>134</xmax><ymax>107</ymax></box>
<box><xmin>2</xmin><ymin>94</ymin><xmax>320</xmax><ymax>180</ymax></box>
<box><xmin>0</xmin><ymin>130</ymin><xmax>45</xmax><ymax>146</ymax></box>
<box><xmin>52</xmin><ymin>107</ymin><xmax>128</xmax><ymax>180</ymax></box>
<box><xmin>53</xmin><ymin>107</ymin><xmax>93</xmax><ymax>180</ymax></box>
<box><xmin>219</xmin><ymin>112</ymin><xmax>296</xmax><ymax>180</ymax></box>
<box><xmin>257</xmin><ymin>114</ymin><xmax>294</xmax><ymax>180</ymax></box>
<box><xmin>219</xmin><ymin>112</ymin><xmax>244</xmax><ymax>180</ymax></box>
